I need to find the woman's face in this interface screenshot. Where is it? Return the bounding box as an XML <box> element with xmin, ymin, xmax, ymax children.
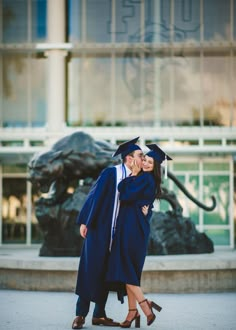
<box><xmin>142</xmin><ymin>155</ymin><xmax>154</xmax><ymax>172</ymax></box>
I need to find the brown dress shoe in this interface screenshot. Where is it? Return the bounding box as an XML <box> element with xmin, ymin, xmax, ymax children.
<box><xmin>92</xmin><ymin>317</ymin><xmax>120</xmax><ymax>326</ymax></box>
<box><xmin>72</xmin><ymin>316</ymin><xmax>85</xmax><ymax>329</ymax></box>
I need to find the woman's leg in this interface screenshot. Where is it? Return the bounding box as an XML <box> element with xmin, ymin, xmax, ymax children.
<box><xmin>126</xmin><ymin>285</ymin><xmax>137</xmax><ymax>310</ymax></box>
<box><xmin>120</xmin><ymin>285</ymin><xmax>140</xmax><ymax>328</ymax></box>
<box><xmin>126</xmin><ymin>284</ymin><xmax>162</xmax><ymax>326</ymax></box>
<box><xmin>123</xmin><ymin>285</ymin><xmax>139</xmax><ymax>321</ymax></box>
<box><xmin>126</xmin><ymin>284</ymin><xmax>150</xmax><ymax>316</ymax></box>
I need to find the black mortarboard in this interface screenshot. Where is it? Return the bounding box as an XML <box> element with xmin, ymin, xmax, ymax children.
<box><xmin>146</xmin><ymin>144</ymin><xmax>172</xmax><ymax>179</ymax></box>
<box><xmin>145</xmin><ymin>144</ymin><xmax>172</xmax><ymax>163</ymax></box>
<box><xmin>112</xmin><ymin>137</ymin><xmax>141</xmax><ymax>159</ymax></box>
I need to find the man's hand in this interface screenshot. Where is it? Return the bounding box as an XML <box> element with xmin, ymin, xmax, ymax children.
<box><xmin>80</xmin><ymin>224</ymin><xmax>88</xmax><ymax>238</ymax></box>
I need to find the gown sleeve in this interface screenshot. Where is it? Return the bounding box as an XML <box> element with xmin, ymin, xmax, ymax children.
<box><xmin>76</xmin><ymin>167</ymin><xmax>115</xmax><ymax>228</ymax></box>
<box><xmin>118</xmin><ymin>172</ymin><xmax>156</xmax><ymax>202</ymax></box>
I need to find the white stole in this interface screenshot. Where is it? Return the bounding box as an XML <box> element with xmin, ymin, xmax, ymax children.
<box><xmin>109</xmin><ymin>163</ymin><xmax>131</xmax><ymax>251</ymax></box>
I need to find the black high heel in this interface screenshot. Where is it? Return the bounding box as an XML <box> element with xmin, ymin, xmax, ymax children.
<box><xmin>120</xmin><ymin>308</ymin><xmax>141</xmax><ymax>328</ymax></box>
<box><xmin>139</xmin><ymin>299</ymin><xmax>162</xmax><ymax>326</ymax></box>
<box><xmin>150</xmin><ymin>300</ymin><xmax>162</xmax><ymax>313</ymax></box>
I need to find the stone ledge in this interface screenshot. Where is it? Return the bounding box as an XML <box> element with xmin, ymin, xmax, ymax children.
<box><xmin>0</xmin><ymin>248</ymin><xmax>236</xmax><ymax>292</ymax></box>
<box><xmin>0</xmin><ymin>249</ymin><xmax>236</xmax><ymax>271</ymax></box>
<box><xmin>143</xmin><ymin>252</ymin><xmax>236</xmax><ymax>271</ymax></box>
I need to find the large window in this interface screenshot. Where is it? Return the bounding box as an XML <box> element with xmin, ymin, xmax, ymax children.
<box><xmin>1</xmin><ymin>0</ymin><xmax>47</xmax><ymax>43</ymax></box>
<box><xmin>162</xmin><ymin>158</ymin><xmax>234</xmax><ymax>247</ymax></box>
<box><xmin>66</xmin><ymin>0</ymin><xmax>236</xmax><ymax>127</ymax></box>
<box><xmin>68</xmin><ymin>55</ymin><xmax>112</xmax><ymax>126</ymax></box>
<box><xmin>1</xmin><ymin>165</ymin><xmax>42</xmax><ymax>244</ymax></box>
<box><xmin>0</xmin><ymin>53</ymin><xmax>47</xmax><ymax>127</ymax></box>
<box><xmin>204</xmin><ymin>0</ymin><xmax>230</xmax><ymax>41</ymax></box>
<box><xmin>67</xmin><ymin>50</ymin><xmax>236</xmax><ymax>127</ymax></box>
<box><xmin>202</xmin><ymin>53</ymin><xmax>235</xmax><ymax>127</ymax></box>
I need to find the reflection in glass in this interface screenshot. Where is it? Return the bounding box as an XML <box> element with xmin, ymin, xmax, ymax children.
<box><xmin>204</xmin><ymin>229</ymin><xmax>230</xmax><ymax>245</ymax></box>
<box><xmin>2</xmin><ymin>0</ymin><xmax>27</xmax><ymax>43</ymax></box>
<box><xmin>174</xmin><ymin>0</ymin><xmax>200</xmax><ymax>42</ymax></box>
<box><xmin>2</xmin><ymin>178</ymin><xmax>42</xmax><ymax>244</ymax></box>
<box><xmin>30</xmin><ymin>55</ymin><xmax>46</xmax><ymax>126</ymax></box>
<box><xmin>115</xmin><ymin>0</ymin><xmax>141</xmax><ymax>43</ymax></box>
<box><xmin>31</xmin><ymin>0</ymin><xmax>47</xmax><ymax>42</ymax></box>
<box><xmin>68</xmin><ymin>57</ymin><xmax>82</xmax><ymax>125</ymax></box>
<box><xmin>87</xmin><ymin>0</ymin><xmax>111</xmax><ymax>43</ymax></box>
<box><xmin>116</xmin><ymin>51</ymin><xmax>172</xmax><ymax>126</ymax></box>
<box><xmin>2</xmin><ymin>0</ymin><xmax>46</xmax><ymax>43</ymax></box>
<box><xmin>204</xmin><ymin>0</ymin><xmax>230</xmax><ymax>41</ymax></box>
<box><xmin>202</xmin><ymin>55</ymin><xmax>232</xmax><ymax>126</ymax></box>
<box><xmin>234</xmin><ymin>0</ymin><xmax>236</xmax><ymax>40</ymax></box>
<box><xmin>173</xmin><ymin>163</ymin><xmax>199</xmax><ymax>171</ymax></box>
<box><xmin>172</xmin><ymin>174</ymin><xmax>199</xmax><ymax>224</ymax></box>
<box><xmin>2</xmin><ymin>54</ymin><xmax>27</xmax><ymax>126</ymax></box>
<box><xmin>145</xmin><ymin>0</ymin><xmax>171</xmax><ymax>43</ymax></box>
<box><xmin>2</xmin><ymin>178</ymin><xmax>27</xmax><ymax>243</ymax></box>
<box><xmin>67</xmin><ymin>0</ymin><xmax>82</xmax><ymax>42</ymax></box>
<box><xmin>203</xmin><ymin>163</ymin><xmax>230</xmax><ymax>171</ymax></box>
<box><xmin>116</xmin><ymin>56</ymin><xmax>143</xmax><ymax>125</ymax></box>
<box><xmin>2</xmin><ymin>53</ymin><xmax>46</xmax><ymax>127</ymax></box>
<box><xmin>68</xmin><ymin>56</ymin><xmax>111</xmax><ymax>126</ymax></box>
<box><xmin>203</xmin><ymin>175</ymin><xmax>230</xmax><ymax>225</ymax></box>
<box><xmin>172</xmin><ymin>55</ymin><xmax>201</xmax><ymax>125</ymax></box>
<box><xmin>83</xmin><ymin>56</ymin><xmax>111</xmax><ymax>125</ymax></box>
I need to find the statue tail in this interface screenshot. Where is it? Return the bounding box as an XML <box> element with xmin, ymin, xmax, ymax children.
<box><xmin>167</xmin><ymin>171</ymin><xmax>216</xmax><ymax>212</ymax></box>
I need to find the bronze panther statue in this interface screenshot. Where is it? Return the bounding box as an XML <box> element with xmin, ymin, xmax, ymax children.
<box><xmin>28</xmin><ymin>131</ymin><xmax>215</xmax><ymax>256</ymax></box>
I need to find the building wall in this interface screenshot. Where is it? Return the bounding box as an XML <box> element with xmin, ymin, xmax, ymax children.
<box><xmin>0</xmin><ymin>0</ymin><xmax>235</xmax><ymax>247</ymax></box>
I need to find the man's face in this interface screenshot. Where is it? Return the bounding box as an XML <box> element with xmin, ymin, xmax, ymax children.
<box><xmin>132</xmin><ymin>149</ymin><xmax>144</xmax><ymax>167</ymax></box>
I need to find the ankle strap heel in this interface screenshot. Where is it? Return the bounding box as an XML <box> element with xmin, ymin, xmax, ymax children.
<box><xmin>120</xmin><ymin>309</ymin><xmax>140</xmax><ymax>328</ymax></box>
<box><xmin>139</xmin><ymin>299</ymin><xmax>162</xmax><ymax>326</ymax></box>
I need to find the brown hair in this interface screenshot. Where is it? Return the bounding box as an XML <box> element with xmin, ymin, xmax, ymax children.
<box><xmin>153</xmin><ymin>159</ymin><xmax>162</xmax><ymax>198</ymax></box>
<box><xmin>123</xmin><ymin>150</ymin><xmax>135</xmax><ymax>162</ymax></box>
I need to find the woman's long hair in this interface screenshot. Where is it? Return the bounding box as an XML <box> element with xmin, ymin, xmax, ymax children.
<box><xmin>153</xmin><ymin>159</ymin><xmax>162</xmax><ymax>199</ymax></box>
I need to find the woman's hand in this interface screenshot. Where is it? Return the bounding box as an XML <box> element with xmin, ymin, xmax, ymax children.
<box><xmin>80</xmin><ymin>224</ymin><xmax>88</xmax><ymax>238</ymax></box>
<box><xmin>142</xmin><ymin>205</ymin><xmax>149</xmax><ymax>216</ymax></box>
<box><xmin>131</xmin><ymin>160</ymin><xmax>141</xmax><ymax>176</ymax></box>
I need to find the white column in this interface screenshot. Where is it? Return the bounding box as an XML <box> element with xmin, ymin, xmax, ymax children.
<box><xmin>46</xmin><ymin>0</ymin><xmax>66</xmax><ymax>133</ymax></box>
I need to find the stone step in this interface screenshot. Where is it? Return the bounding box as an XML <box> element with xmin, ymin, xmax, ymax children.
<box><xmin>0</xmin><ymin>247</ymin><xmax>236</xmax><ymax>292</ymax></box>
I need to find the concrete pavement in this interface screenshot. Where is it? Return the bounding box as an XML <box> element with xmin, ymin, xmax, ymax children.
<box><xmin>1</xmin><ymin>290</ymin><xmax>236</xmax><ymax>330</ymax></box>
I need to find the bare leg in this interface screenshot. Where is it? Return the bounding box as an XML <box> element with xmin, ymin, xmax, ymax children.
<box><xmin>124</xmin><ymin>285</ymin><xmax>138</xmax><ymax>321</ymax></box>
<box><xmin>126</xmin><ymin>284</ymin><xmax>150</xmax><ymax>317</ymax></box>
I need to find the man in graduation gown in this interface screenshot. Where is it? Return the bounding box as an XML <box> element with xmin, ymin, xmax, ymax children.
<box><xmin>72</xmin><ymin>137</ymin><xmax>145</xmax><ymax>329</ymax></box>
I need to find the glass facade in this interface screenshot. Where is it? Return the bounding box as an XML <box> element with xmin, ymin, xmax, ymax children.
<box><xmin>1</xmin><ymin>165</ymin><xmax>42</xmax><ymax>244</ymax></box>
<box><xmin>0</xmin><ymin>0</ymin><xmax>235</xmax><ymax>127</ymax></box>
<box><xmin>1</xmin><ymin>53</ymin><xmax>46</xmax><ymax>127</ymax></box>
<box><xmin>66</xmin><ymin>0</ymin><xmax>236</xmax><ymax>127</ymax></box>
<box><xmin>2</xmin><ymin>0</ymin><xmax>47</xmax><ymax>43</ymax></box>
<box><xmin>161</xmin><ymin>158</ymin><xmax>233</xmax><ymax>246</ymax></box>
<box><xmin>0</xmin><ymin>0</ymin><xmax>235</xmax><ymax>247</ymax></box>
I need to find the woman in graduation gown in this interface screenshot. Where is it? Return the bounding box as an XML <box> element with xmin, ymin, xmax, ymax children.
<box><xmin>106</xmin><ymin>144</ymin><xmax>172</xmax><ymax>327</ymax></box>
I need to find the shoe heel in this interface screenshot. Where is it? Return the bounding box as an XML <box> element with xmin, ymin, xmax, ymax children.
<box><xmin>135</xmin><ymin>315</ymin><xmax>140</xmax><ymax>328</ymax></box>
<box><xmin>151</xmin><ymin>301</ymin><xmax>162</xmax><ymax>312</ymax></box>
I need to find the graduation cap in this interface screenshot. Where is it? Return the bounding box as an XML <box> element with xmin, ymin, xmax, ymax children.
<box><xmin>113</xmin><ymin>137</ymin><xmax>141</xmax><ymax>159</ymax></box>
<box><xmin>146</xmin><ymin>144</ymin><xmax>172</xmax><ymax>179</ymax></box>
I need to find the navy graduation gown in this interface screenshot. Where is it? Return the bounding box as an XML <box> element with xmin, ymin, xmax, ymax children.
<box><xmin>106</xmin><ymin>172</ymin><xmax>156</xmax><ymax>289</ymax></box>
<box><xmin>75</xmin><ymin>166</ymin><xmax>117</xmax><ymax>303</ymax></box>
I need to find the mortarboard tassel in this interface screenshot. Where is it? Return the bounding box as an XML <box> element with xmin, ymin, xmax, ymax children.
<box><xmin>164</xmin><ymin>155</ymin><xmax>168</xmax><ymax>179</ymax></box>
